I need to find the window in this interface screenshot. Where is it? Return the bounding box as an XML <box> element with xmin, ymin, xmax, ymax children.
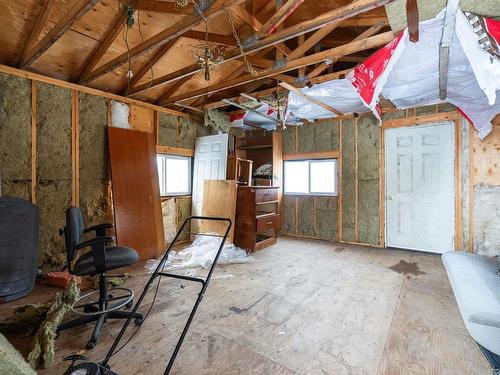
<box><xmin>157</xmin><ymin>154</ymin><xmax>191</xmax><ymax>196</ymax></box>
<box><xmin>284</xmin><ymin>159</ymin><xmax>338</xmax><ymax>196</ymax></box>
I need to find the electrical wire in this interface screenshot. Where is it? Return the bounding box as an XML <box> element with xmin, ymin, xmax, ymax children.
<box><xmin>137</xmin><ymin>9</ymin><xmax>155</xmax><ymax>89</ymax></box>
<box><xmin>224</xmin><ymin>8</ymin><xmax>258</xmax><ymax>77</ymax></box>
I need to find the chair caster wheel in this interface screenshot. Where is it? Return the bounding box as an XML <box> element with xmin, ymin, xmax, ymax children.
<box><xmin>86</xmin><ymin>340</ymin><xmax>96</xmax><ymax>350</ymax></box>
<box><xmin>134</xmin><ymin>317</ymin><xmax>144</xmax><ymax>326</ymax></box>
<box><xmin>126</xmin><ymin>300</ymin><xmax>133</xmax><ymax>309</ymax></box>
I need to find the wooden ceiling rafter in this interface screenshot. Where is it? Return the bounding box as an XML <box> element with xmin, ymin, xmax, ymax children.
<box><xmin>286</xmin><ymin>21</ymin><xmax>339</xmax><ymax>60</ymax></box>
<box><xmin>257</xmin><ymin>0</ymin><xmax>306</xmax><ymax>37</ymax></box>
<box><xmin>229</xmin><ymin>5</ymin><xmax>292</xmax><ymax>56</ymax></box>
<box><xmin>79</xmin><ymin>0</ymin><xmax>246</xmax><ymax>84</ymax></box>
<box><xmin>19</xmin><ymin>0</ymin><xmax>54</xmax><ymax>67</ymax></box>
<box><xmin>202</xmin><ymin>85</ymin><xmax>288</xmax><ymax>110</ymax></box>
<box><xmin>20</xmin><ymin>0</ymin><xmax>101</xmax><ymax>68</ymax></box>
<box><xmin>125</xmin><ymin>0</ymin><xmax>392</xmax><ymax>97</ymax></box>
<box><xmin>307</xmin><ymin>20</ymin><xmax>387</xmax><ymax>80</ymax></box>
<box><xmin>279</xmin><ymin>81</ymin><xmax>344</xmax><ymax>116</ymax></box>
<box><xmin>156</xmin><ymin>74</ymin><xmax>195</xmax><ymax>106</ymax></box>
<box><xmin>165</xmin><ymin>31</ymin><xmax>394</xmax><ymax>103</ymax></box>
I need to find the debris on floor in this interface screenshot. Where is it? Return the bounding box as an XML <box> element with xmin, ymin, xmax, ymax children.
<box><xmin>91</xmin><ymin>273</ymin><xmax>131</xmax><ymax>289</ymax></box>
<box><xmin>145</xmin><ymin>236</ymin><xmax>253</xmax><ymax>274</ymax></box>
<box><xmin>27</xmin><ymin>278</ymin><xmax>80</xmax><ymax>369</ymax></box>
<box><xmin>0</xmin><ymin>333</ymin><xmax>36</xmax><ymax>375</ymax></box>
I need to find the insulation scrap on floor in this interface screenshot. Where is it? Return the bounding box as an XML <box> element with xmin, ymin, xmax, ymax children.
<box><xmin>145</xmin><ymin>236</ymin><xmax>253</xmax><ymax>273</ymax></box>
<box><xmin>0</xmin><ymin>334</ymin><xmax>36</xmax><ymax>375</ymax></box>
<box><xmin>27</xmin><ymin>278</ymin><xmax>80</xmax><ymax>369</ymax></box>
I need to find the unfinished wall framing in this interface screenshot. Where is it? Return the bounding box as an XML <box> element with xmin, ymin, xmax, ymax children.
<box><xmin>0</xmin><ymin>66</ymin><xmax>194</xmax><ymax>269</ymax></box>
<box><xmin>280</xmin><ymin>102</ymin><xmax>486</xmax><ymax>251</ymax></box>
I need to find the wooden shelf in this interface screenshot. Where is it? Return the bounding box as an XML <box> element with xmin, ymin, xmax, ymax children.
<box><xmin>238</xmin><ymin>144</ymin><xmax>273</xmax><ymax>150</ymax></box>
<box><xmin>255</xmin><ymin>200</ymin><xmax>278</xmax><ymax>205</ymax></box>
<box><xmin>256</xmin><ymin>212</ymin><xmax>277</xmax><ymax>219</ymax></box>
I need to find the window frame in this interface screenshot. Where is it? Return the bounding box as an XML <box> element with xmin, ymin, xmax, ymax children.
<box><xmin>157</xmin><ymin>153</ymin><xmax>192</xmax><ymax>197</ymax></box>
<box><xmin>283</xmin><ymin>158</ymin><xmax>338</xmax><ymax>197</ymax></box>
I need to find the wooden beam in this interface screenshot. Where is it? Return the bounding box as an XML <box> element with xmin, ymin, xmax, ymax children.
<box><xmin>127</xmin><ymin>0</ymin><xmax>392</xmax><ymax>96</ymax></box>
<box><xmin>339</xmin><ymin>15</ymin><xmax>387</xmax><ymax>27</ymax></box>
<box><xmin>166</xmin><ymin>31</ymin><xmax>394</xmax><ymax>103</ymax></box>
<box><xmin>19</xmin><ymin>0</ymin><xmax>54</xmax><ymax>67</ymax></box>
<box><xmin>406</xmin><ymin>0</ymin><xmax>419</xmax><ymax>42</ymax></box>
<box><xmin>80</xmin><ymin>0</ymin><xmax>245</xmax><ymax>84</ymax></box>
<box><xmin>0</xmin><ymin>64</ymin><xmax>192</xmax><ymax>118</ymax></box>
<box><xmin>71</xmin><ymin>90</ymin><xmax>80</xmax><ymax>206</ymax></box>
<box><xmin>258</xmin><ymin>0</ymin><xmax>305</xmax><ymax>37</ymax></box>
<box><xmin>439</xmin><ymin>0</ymin><xmax>460</xmax><ymax>100</ymax></box>
<box><xmin>308</xmin><ymin>21</ymin><xmax>387</xmax><ymax>79</ymax></box>
<box><xmin>202</xmin><ymin>85</ymin><xmax>284</xmax><ymax>109</ymax></box>
<box><xmin>79</xmin><ymin>4</ymin><xmax>134</xmax><ymax>82</ymax></box>
<box><xmin>124</xmin><ymin>38</ymin><xmax>179</xmax><ymax>94</ymax></box>
<box><xmin>20</xmin><ymin>0</ymin><xmax>100</xmax><ymax>67</ymax></box>
<box><xmin>283</xmin><ymin>150</ymin><xmax>340</xmax><ymax>160</ymax></box>
<box><xmin>156</xmin><ymin>145</ymin><xmax>195</xmax><ymax>156</ymax></box>
<box><xmin>31</xmin><ymin>81</ymin><xmax>37</xmax><ymax>204</ymax></box>
<box><xmin>287</xmin><ymin>22</ymin><xmax>339</xmax><ymax>60</ymax></box>
<box><xmin>136</xmin><ymin>0</ymin><xmax>194</xmax><ymax>15</ymax></box>
<box><xmin>157</xmin><ymin>75</ymin><xmax>194</xmax><ymax>105</ymax></box>
<box><xmin>183</xmin><ymin>30</ymin><xmax>238</xmax><ymax>47</ymax></box>
<box><xmin>230</xmin><ymin>5</ymin><xmax>291</xmax><ymax>56</ymax></box>
<box><xmin>173</xmin><ymin>102</ymin><xmax>204</xmax><ymax>113</ymax></box>
<box><xmin>279</xmin><ymin>81</ymin><xmax>343</xmax><ymax>116</ymax></box>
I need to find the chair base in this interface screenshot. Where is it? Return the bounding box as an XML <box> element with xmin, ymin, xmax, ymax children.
<box><xmin>58</xmin><ymin>303</ymin><xmax>144</xmax><ymax>350</ymax></box>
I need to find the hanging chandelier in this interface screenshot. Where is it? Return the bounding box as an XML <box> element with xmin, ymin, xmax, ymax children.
<box><xmin>193</xmin><ymin>42</ymin><xmax>224</xmax><ymax>81</ymax></box>
<box><xmin>263</xmin><ymin>90</ymin><xmax>287</xmax><ymax>121</ymax></box>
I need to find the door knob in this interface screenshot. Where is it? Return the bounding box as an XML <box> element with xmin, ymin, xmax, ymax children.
<box><xmin>386</xmin><ymin>195</ymin><xmax>393</xmax><ymax>200</ymax></box>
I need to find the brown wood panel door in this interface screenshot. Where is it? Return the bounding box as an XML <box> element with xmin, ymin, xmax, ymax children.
<box><xmin>108</xmin><ymin>127</ymin><xmax>164</xmax><ymax>260</ymax></box>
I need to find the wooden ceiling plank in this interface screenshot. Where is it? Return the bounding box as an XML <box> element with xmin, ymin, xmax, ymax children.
<box><xmin>123</xmin><ymin>38</ymin><xmax>179</xmax><ymax>94</ymax></box>
<box><xmin>339</xmin><ymin>15</ymin><xmax>387</xmax><ymax>27</ymax></box>
<box><xmin>19</xmin><ymin>0</ymin><xmax>54</xmax><ymax>67</ymax></box>
<box><xmin>258</xmin><ymin>0</ymin><xmax>305</xmax><ymax>37</ymax></box>
<box><xmin>183</xmin><ymin>30</ymin><xmax>237</xmax><ymax>47</ymax></box>
<box><xmin>279</xmin><ymin>81</ymin><xmax>343</xmax><ymax>116</ymax></box>
<box><xmin>135</xmin><ymin>0</ymin><xmax>194</xmax><ymax>15</ymax></box>
<box><xmin>80</xmin><ymin>0</ymin><xmax>246</xmax><ymax>84</ymax></box>
<box><xmin>127</xmin><ymin>0</ymin><xmax>391</xmax><ymax>96</ymax></box>
<box><xmin>78</xmin><ymin>3</ymin><xmax>135</xmax><ymax>83</ymax></box>
<box><xmin>308</xmin><ymin>20</ymin><xmax>387</xmax><ymax>79</ymax></box>
<box><xmin>166</xmin><ymin>31</ymin><xmax>394</xmax><ymax>103</ymax></box>
<box><xmin>20</xmin><ymin>0</ymin><xmax>100</xmax><ymax>68</ymax></box>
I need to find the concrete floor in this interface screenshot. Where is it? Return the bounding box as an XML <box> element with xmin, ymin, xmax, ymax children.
<box><xmin>2</xmin><ymin>236</ymin><xmax>491</xmax><ymax>374</ymax></box>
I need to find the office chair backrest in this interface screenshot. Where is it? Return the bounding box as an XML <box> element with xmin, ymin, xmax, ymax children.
<box><xmin>65</xmin><ymin>206</ymin><xmax>84</xmax><ymax>264</ymax></box>
<box><xmin>0</xmin><ymin>197</ymin><xmax>39</xmax><ymax>302</ymax></box>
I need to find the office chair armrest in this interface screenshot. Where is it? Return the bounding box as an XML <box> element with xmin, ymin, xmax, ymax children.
<box><xmin>84</xmin><ymin>223</ymin><xmax>114</xmax><ymax>237</ymax></box>
<box><xmin>75</xmin><ymin>236</ymin><xmax>114</xmax><ymax>250</ymax></box>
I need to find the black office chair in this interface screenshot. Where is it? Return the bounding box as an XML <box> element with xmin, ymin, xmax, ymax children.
<box><xmin>57</xmin><ymin>207</ymin><xmax>143</xmax><ymax>349</ymax></box>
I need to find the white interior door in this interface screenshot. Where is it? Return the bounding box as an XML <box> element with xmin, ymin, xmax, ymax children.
<box><xmin>192</xmin><ymin>134</ymin><xmax>228</xmax><ymax>216</ymax></box>
<box><xmin>385</xmin><ymin>122</ymin><xmax>454</xmax><ymax>253</ymax></box>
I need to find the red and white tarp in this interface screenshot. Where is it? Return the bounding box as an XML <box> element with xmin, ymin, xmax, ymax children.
<box><xmin>282</xmin><ymin>8</ymin><xmax>500</xmax><ymax>139</ymax></box>
<box><xmin>229</xmin><ymin>102</ymin><xmax>281</xmax><ymax>130</ymax></box>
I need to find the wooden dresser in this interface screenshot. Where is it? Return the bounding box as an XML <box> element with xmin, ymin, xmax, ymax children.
<box><xmin>234</xmin><ymin>186</ymin><xmax>280</xmax><ymax>251</ymax></box>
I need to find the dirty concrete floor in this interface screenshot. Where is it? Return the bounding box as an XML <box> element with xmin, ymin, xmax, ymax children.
<box><xmin>2</xmin><ymin>237</ymin><xmax>490</xmax><ymax>374</ymax></box>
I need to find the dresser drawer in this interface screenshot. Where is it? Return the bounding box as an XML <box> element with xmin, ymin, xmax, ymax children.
<box><xmin>255</xmin><ymin>188</ymin><xmax>278</xmax><ymax>203</ymax></box>
<box><xmin>256</xmin><ymin>214</ymin><xmax>280</xmax><ymax>232</ymax></box>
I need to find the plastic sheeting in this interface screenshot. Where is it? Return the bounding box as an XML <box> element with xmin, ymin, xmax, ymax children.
<box><xmin>145</xmin><ymin>236</ymin><xmax>253</xmax><ymax>273</ymax></box>
<box><xmin>286</xmin><ymin>79</ymin><xmax>368</xmax><ymax>121</ymax></box>
<box><xmin>237</xmin><ymin>8</ymin><xmax>500</xmax><ymax>139</ymax></box>
<box><xmin>380</xmin><ymin>9</ymin><xmax>499</xmax><ymax>138</ymax></box>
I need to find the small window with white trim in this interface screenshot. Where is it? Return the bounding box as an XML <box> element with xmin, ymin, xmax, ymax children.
<box><xmin>157</xmin><ymin>154</ymin><xmax>192</xmax><ymax>196</ymax></box>
<box><xmin>284</xmin><ymin>159</ymin><xmax>338</xmax><ymax>196</ymax></box>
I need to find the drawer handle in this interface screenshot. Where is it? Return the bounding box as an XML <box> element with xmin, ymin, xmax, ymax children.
<box><xmin>266</xmin><ymin>221</ymin><xmax>273</xmax><ymax>225</ymax></box>
<box><xmin>264</xmin><ymin>193</ymin><xmax>270</xmax><ymax>196</ymax></box>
